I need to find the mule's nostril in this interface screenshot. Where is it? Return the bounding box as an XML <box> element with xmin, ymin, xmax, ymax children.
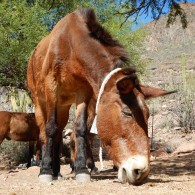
<box><xmin>134</xmin><ymin>169</ymin><xmax>141</xmax><ymax>176</ymax></box>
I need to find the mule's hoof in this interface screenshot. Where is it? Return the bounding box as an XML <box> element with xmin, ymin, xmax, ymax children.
<box><xmin>91</xmin><ymin>166</ymin><xmax>99</xmax><ymax>174</ymax></box>
<box><xmin>76</xmin><ymin>173</ymin><xmax>91</xmax><ymax>183</ymax></box>
<box><xmin>39</xmin><ymin>174</ymin><xmax>53</xmax><ymax>183</ymax></box>
<box><xmin>53</xmin><ymin>173</ymin><xmax>63</xmax><ymax>180</ymax></box>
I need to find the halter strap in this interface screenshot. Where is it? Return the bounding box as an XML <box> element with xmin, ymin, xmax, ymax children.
<box><xmin>90</xmin><ymin>68</ymin><xmax>122</xmax><ymax>134</ymax></box>
<box><xmin>95</xmin><ymin>68</ymin><xmax>122</xmax><ymax>113</ymax></box>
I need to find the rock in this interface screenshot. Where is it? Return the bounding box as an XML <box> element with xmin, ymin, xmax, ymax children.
<box><xmin>164</xmin><ymin>146</ymin><xmax>173</xmax><ymax>153</ymax></box>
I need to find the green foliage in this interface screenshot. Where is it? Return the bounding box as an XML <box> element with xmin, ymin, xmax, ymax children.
<box><xmin>0</xmin><ymin>0</ymin><xmax>147</xmax><ymax>89</ymax></box>
<box><xmin>10</xmin><ymin>87</ymin><xmax>33</xmax><ymax>112</ymax></box>
<box><xmin>31</xmin><ymin>0</ymin><xmax>84</xmax><ymax>30</ymax></box>
<box><xmin>0</xmin><ymin>0</ymin><xmax>48</xmax><ymax>89</ymax></box>
<box><xmin>167</xmin><ymin>2</ymin><xmax>187</xmax><ymax>28</ymax></box>
<box><xmin>122</xmin><ymin>29</ymin><xmax>147</xmax><ymax>73</ymax></box>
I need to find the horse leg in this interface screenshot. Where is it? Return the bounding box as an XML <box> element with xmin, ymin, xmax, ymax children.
<box><xmin>52</xmin><ymin>140</ymin><xmax>61</xmax><ymax>179</ymax></box>
<box><xmin>52</xmin><ymin>132</ymin><xmax>63</xmax><ymax>180</ymax></box>
<box><xmin>85</xmin><ymin>133</ymin><xmax>98</xmax><ymax>173</ymax></box>
<box><xmin>27</xmin><ymin>141</ymin><xmax>34</xmax><ymax>168</ymax></box>
<box><xmin>70</xmin><ymin>130</ymin><xmax>76</xmax><ymax>173</ymax></box>
<box><xmin>69</xmin><ymin>131</ymin><xmax>93</xmax><ymax>175</ymax></box>
<box><xmin>70</xmin><ymin>105</ymin><xmax>96</xmax><ymax>176</ymax></box>
<box><xmin>52</xmin><ymin>106</ymin><xmax>70</xmax><ymax>179</ymax></box>
<box><xmin>86</xmin><ymin>106</ymin><xmax>98</xmax><ymax>173</ymax></box>
<box><xmin>33</xmin><ymin>99</ymin><xmax>56</xmax><ymax>183</ymax></box>
<box><xmin>39</xmin><ymin>109</ymin><xmax>58</xmax><ymax>182</ymax></box>
<box><xmin>74</xmin><ymin>101</ymin><xmax>90</xmax><ymax>182</ymax></box>
<box><xmin>35</xmin><ymin>140</ymin><xmax>41</xmax><ymax>166</ymax></box>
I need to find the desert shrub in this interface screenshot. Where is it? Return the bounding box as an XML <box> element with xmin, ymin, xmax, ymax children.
<box><xmin>147</xmin><ymin>53</ymin><xmax>195</xmax><ymax>134</ymax></box>
<box><xmin>164</xmin><ymin>54</ymin><xmax>195</xmax><ymax>132</ymax></box>
<box><xmin>157</xmin><ymin>118</ymin><xmax>175</xmax><ymax>130</ymax></box>
<box><xmin>172</xmin><ymin>55</ymin><xmax>195</xmax><ymax>132</ymax></box>
<box><xmin>10</xmin><ymin>87</ymin><xmax>33</xmax><ymax>112</ymax></box>
<box><xmin>0</xmin><ymin>140</ymin><xmax>29</xmax><ymax>165</ymax></box>
<box><xmin>172</xmin><ymin>91</ymin><xmax>195</xmax><ymax>133</ymax></box>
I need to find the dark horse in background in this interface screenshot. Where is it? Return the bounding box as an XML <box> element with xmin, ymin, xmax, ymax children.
<box><xmin>27</xmin><ymin>8</ymin><xmax>175</xmax><ymax>185</ymax></box>
<box><xmin>0</xmin><ymin>111</ymin><xmax>41</xmax><ymax>167</ymax></box>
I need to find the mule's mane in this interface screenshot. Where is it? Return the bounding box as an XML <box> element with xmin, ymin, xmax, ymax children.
<box><xmin>76</xmin><ymin>8</ymin><xmax>129</xmax><ymax>63</ymax></box>
<box><xmin>76</xmin><ymin>8</ymin><xmax>120</xmax><ymax>47</ymax></box>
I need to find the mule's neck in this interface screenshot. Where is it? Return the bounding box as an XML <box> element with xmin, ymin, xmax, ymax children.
<box><xmin>87</xmin><ymin>65</ymin><xmax>113</xmax><ymax>100</ymax></box>
<box><xmin>95</xmin><ymin>68</ymin><xmax>122</xmax><ymax>113</ymax></box>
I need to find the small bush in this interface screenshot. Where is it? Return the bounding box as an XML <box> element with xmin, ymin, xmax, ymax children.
<box><xmin>172</xmin><ymin>93</ymin><xmax>195</xmax><ymax>133</ymax></box>
<box><xmin>0</xmin><ymin>140</ymin><xmax>29</xmax><ymax>165</ymax></box>
<box><xmin>172</xmin><ymin>54</ymin><xmax>195</xmax><ymax>132</ymax></box>
<box><xmin>157</xmin><ymin>119</ymin><xmax>175</xmax><ymax>130</ymax></box>
<box><xmin>166</xmin><ymin>54</ymin><xmax>195</xmax><ymax>132</ymax></box>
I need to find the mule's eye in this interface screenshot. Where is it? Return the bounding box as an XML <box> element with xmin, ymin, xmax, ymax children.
<box><xmin>121</xmin><ymin>107</ymin><xmax>132</xmax><ymax>117</ymax></box>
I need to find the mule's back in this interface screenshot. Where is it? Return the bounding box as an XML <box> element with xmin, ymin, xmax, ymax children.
<box><xmin>0</xmin><ymin>111</ymin><xmax>12</xmax><ymax>142</ymax></box>
<box><xmin>27</xmin><ymin>8</ymin><xmax>128</xmax><ymax>104</ymax></box>
<box><xmin>0</xmin><ymin>111</ymin><xmax>39</xmax><ymax>142</ymax></box>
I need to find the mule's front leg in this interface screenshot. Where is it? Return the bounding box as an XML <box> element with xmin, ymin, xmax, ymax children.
<box><xmin>52</xmin><ymin>137</ymin><xmax>62</xmax><ymax>180</ymax></box>
<box><xmin>39</xmin><ymin>110</ymin><xmax>58</xmax><ymax>183</ymax></box>
<box><xmin>75</xmin><ymin>102</ymin><xmax>91</xmax><ymax>183</ymax></box>
<box><xmin>35</xmin><ymin>140</ymin><xmax>41</xmax><ymax>166</ymax></box>
<box><xmin>86</xmin><ymin>133</ymin><xmax>98</xmax><ymax>173</ymax></box>
<box><xmin>27</xmin><ymin>141</ymin><xmax>34</xmax><ymax>168</ymax></box>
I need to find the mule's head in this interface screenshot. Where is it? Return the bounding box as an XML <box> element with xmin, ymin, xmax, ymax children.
<box><xmin>97</xmin><ymin>68</ymin><xmax>175</xmax><ymax>185</ymax></box>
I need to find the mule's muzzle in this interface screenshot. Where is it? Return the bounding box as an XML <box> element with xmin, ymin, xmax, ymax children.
<box><xmin>118</xmin><ymin>156</ymin><xmax>150</xmax><ymax>185</ymax></box>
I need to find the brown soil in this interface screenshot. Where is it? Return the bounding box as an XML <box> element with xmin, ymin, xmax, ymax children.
<box><xmin>0</xmin><ymin>151</ymin><xmax>195</xmax><ymax>195</ymax></box>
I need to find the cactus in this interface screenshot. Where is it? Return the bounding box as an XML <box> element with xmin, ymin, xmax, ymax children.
<box><xmin>10</xmin><ymin>88</ymin><xmax>33</xmax><ymax>112</ymax></box>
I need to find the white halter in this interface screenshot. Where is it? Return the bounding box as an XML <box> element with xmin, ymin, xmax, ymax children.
<box><xmin>90</xmin><ymin>68</ymin><xmax>122</xmax><ymax>134</ymax></box>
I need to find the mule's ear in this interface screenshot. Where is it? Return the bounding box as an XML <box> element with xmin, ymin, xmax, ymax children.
<box><xmin>117</xmin><ymin>77</ymin><xmax>135</xmax><ymax>94</ymax></box>
<box><xmin>140</xmin><ymin>85</ymin><xmax>177</xmax><ymax>99</ymax></box>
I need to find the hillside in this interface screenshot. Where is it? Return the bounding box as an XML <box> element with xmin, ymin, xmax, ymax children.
<box><xmin>139</xmin><ymin>3</ymin><xmax>195</xmax><ymax>156</ymax></box>
<box><xmin>141</xmin><ymin>3</ymin><xmax>195</xmax><ymax>85</ymax></box>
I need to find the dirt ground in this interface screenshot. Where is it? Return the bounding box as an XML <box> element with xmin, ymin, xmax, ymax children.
<box><xmin>0</xmin><ymin>112</ymin><xmax>195</xmax><ymax>195</ymax></box>
<box><xmin>0</xmin><ymin>151</ymin><xmax>195</xmax><ymax>195</ymax></box>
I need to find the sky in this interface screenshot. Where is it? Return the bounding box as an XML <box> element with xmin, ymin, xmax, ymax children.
<box><xmin>132</xmin><ymin>0</ymin><xmax>195</xmax><ymax>30</ymax></box>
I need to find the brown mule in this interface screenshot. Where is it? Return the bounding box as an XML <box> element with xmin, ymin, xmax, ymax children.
<box><xmin>0</xmin><ymin>111</ymin><xmax>41</xmax><ymax>167</ymax></box>
<box><xmin>27</xmin><ymin>8</ymin><xmax>175</xmax><ymax>184</ymax></box>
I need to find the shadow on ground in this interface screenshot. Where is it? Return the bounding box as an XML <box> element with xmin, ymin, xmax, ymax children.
<box><xmin>151</xmin><ymin>152</ymin><xmax>195</xmax><ymax>177</ymax></box>
<box><xmin>91</xmin><ymin>152</ymin><xmax>195</xmax><ymax>182</ymax></box>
